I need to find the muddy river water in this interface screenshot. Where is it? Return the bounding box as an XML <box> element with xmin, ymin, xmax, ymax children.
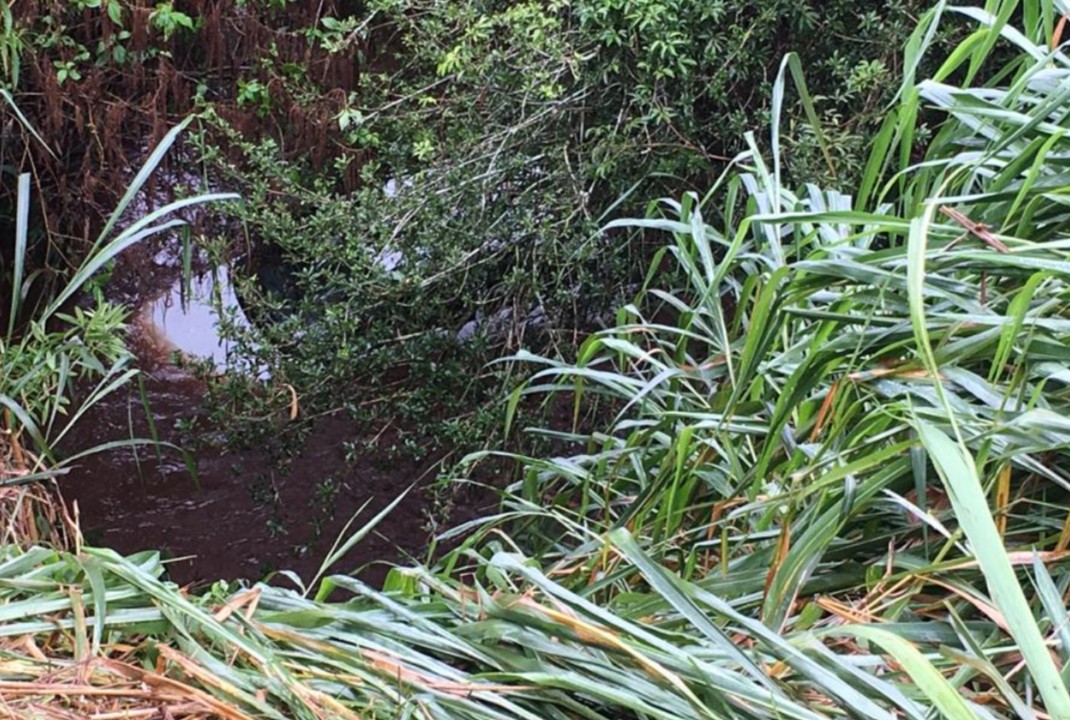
<box><xmin>61</xmin><ymin>249</ymin><xmax>456</xmax><ymax>588</ymax></box>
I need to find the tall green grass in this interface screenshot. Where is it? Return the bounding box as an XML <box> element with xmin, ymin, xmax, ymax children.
<box><xmin>460</xmin><ymin>1</ymin><xmax>1070</xmax><ymax>715</ymax></box>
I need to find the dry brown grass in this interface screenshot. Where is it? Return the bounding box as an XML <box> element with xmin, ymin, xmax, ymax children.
<box><xmin>0</xmin><ymin>654</ymin><xmax>241</xmax><ymax>720</ymax></box>
<box><xmin>0</xmin><ymin>423</ymin><xmax>71</xmax><ymax>549</ymax></box>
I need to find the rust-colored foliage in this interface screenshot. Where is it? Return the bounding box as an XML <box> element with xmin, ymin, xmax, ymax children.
<box><xmin>1</xmin><ymin>0</ymin><xmax>362</xmax><ymax>258</ymax></box>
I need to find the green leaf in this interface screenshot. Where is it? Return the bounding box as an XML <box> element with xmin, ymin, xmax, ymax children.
<box><xmin>839</xmin><ymin>625</ymin><xmax>978</xmax><ymax>719</ymax></box>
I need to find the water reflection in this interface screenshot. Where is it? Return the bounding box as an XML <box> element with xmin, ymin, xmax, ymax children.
<box><xmin>137</xmin><ymin>265</ymin><xmax>248</xmax><ymax>370</ymax></box>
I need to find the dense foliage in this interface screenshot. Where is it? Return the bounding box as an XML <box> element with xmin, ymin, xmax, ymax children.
<box><xmin>4</xmin><ymin>1</ymin><xmax>1070</xmax><ymax>719</ymax></box>
<box><xmin>0</xmin><ymin>0</ymin><xmax>930</xmax><ymax>466</ymax></box>
<box><xmin>187</xmin><ymin>0</ymin><xmax>928</xmax><ymax>454</ymax></box>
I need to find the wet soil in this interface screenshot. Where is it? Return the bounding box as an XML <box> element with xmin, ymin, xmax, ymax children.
<box><xmin>59</xmin><ymin>247</ymin><xmax>496</xmax><ymax>589</ymax></box>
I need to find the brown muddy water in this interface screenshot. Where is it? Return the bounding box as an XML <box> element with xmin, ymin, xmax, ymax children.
<box><xmin>60</xmin><ymin>246</ymin><xmax>478</xmax><ymax>589</ymax></box>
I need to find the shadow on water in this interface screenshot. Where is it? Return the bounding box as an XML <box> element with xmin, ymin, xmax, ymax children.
<box><xmin>59</xmin><ymin>251</ymin><xmax>455</xmax><ymax>589</ymax></box>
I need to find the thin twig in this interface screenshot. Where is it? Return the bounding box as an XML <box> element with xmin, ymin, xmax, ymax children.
<box><xmin>940</xmin><ymin>205</ymin><xmax>1009</xmax><ymax>252</ymax></box>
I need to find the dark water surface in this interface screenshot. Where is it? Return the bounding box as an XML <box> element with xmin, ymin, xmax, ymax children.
<box><xmin>60</xmin><ymin>257</ymin><xmax>450</xmax><ymax>588</ymax></box>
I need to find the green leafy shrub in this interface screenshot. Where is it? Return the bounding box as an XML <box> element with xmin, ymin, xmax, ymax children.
<box><xmin>197</xmin><ymin>0</ymin><xmax>926</xmax><ymax>456</ymax></box>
